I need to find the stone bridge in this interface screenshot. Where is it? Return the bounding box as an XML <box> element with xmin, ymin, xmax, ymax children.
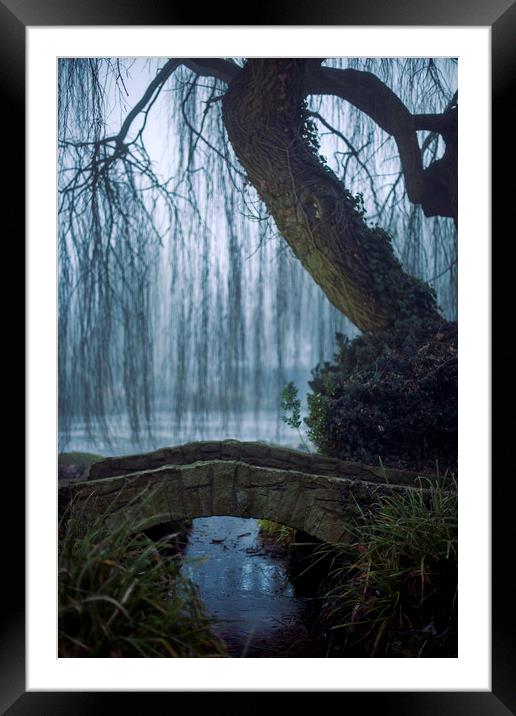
<box><xmin>59</xmin><ymin>440</ymin><xmax>433</xmax><ymax>543</ymax></box>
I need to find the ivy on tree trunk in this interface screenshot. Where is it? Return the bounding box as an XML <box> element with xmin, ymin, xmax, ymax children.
<box><xmin>222</xmin><ymin>59</ymin><xmax>441</xmax><ymax>333</ymax></box>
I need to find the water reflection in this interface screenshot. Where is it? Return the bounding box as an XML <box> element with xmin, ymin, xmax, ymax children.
<box><xmin>182</xmin><ymin>516</ymin><xmax>307</xmax><ymax>656</ymax></box>
<box><xmin>59</xmin><ymin>428</ymin><xmax>321</xmax><ymax>656</ymax></box>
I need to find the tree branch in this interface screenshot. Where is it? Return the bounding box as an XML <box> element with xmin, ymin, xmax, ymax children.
<box><xmin>71</xmin><ymin>58</ymin><xmax>241</xmax><ymax>165</ymax></box>
<box><xmin>222</xmin><ymin>59</ymin><xmax>440</xmax><ymax>332</ymax></box>
<box><xmin>305</xmin><ymin>65</ymin><xmax>425</xmax><ymax>205</ymax></box>
<box><xmin>113</xmin><ymin>59</ymin><xmax>181</xmax><ymax>150</ymax></box>
<box><xmin>414</xmin><ymin>106</ymin><xmax>457</xmax><ymax>142</ymax></box>
<box><xmin>304</xmin><ymin>64</ymin><xmax>457</xmax><ymax>221</ymax></box>
<box><xmin>180</xmin><ymin>58</ymin><xmax>241</xmax><ymax>84</ymax></box>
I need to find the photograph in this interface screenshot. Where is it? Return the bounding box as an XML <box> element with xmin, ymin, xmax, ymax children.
<box><xmin>57</xmin><ymin>56</ymin><xmax>459</xmax><ymax>660</ymax></box>
<box><xmin>6</xmin><ymin>1</ymin><xmax>510</xmax><ymax>707</ymax></box>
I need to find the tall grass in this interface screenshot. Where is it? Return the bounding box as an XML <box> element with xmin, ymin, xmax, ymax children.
<box><xmin>318</xmin><ymin>476</ymin><xmax>458</xmax><ymax>657</ymax></box>
<box><xmin>258</xmin><ymin>519</ymin><xmax>296</xmax><ymax>545</ymax></box>
<box><xmin>58</xmin><ymin>491</ymin><xmax>227</xmax><ymax>657</ymax></box>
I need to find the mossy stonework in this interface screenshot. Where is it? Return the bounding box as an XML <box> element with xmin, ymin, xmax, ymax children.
<box><xmin>222</xmin><ymin>59</ymin><xmax>439</xmax><ymax>332</ymax></box>
<box><xmin>60</xmin><ymin>440</ymin><xmax>438</xmax><ymax>544</ymax></box>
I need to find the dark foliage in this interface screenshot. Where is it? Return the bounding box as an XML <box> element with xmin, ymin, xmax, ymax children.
<box><xmin>58</xmin><ymin>501</ymin><xmax>225</xmax><ymax>658</ymax></box>
<box><xmin>306</xmin><ymin>318</ymin><xmax>457</xmax><ymax>471</ymax></box>
<box><xmin>319</xmin><ymin>478</ymin><xmax>458</xmax><ymax>657</ymax></box>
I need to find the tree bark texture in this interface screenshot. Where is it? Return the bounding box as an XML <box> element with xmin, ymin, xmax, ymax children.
<box><xmin>222</xmin><ymin>59</ymin><xmax>441</xmax><ymax>332</ymax></box>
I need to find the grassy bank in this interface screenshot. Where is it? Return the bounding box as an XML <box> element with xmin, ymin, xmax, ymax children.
<box><xmin>58</xmin><ymin>492</ymin><xmax>226</xmax><ymax>657</ymax></box>
<box><xmin>316</xmin><ymin>476</ymin><xmax>458</xmax><ymax>657</ymax></box>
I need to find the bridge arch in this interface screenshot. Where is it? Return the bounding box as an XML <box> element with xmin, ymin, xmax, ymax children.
<box><xmin>61</xmin><ymin>445</ymin><xmax>428</xmax><ymax>544</ymax></box>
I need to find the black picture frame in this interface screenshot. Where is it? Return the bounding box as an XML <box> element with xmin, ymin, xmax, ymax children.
<box><xmin>5</xmin><ymin>0</ymin><xmax>511</xmax><ymax>712</ymax></box>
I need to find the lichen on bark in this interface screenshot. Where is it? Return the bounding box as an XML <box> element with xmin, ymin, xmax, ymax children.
<box><xmin>222</xmin><ymin>58</ymin><xmax>440</xmax><ymax>332</ymax></box>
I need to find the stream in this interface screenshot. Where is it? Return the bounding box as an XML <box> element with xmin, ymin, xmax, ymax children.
<box><xmin>61</xmin><ymin>419</ymin><xmax>325</xmax><ymax>657</ymax></box>
<box><xmin>182</xmin><ymin>516</ymin><xmax>322</xmax><ymax>657</ymax></box>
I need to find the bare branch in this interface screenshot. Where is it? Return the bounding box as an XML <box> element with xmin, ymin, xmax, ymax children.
<box><xmin>304</xmin><ymin>63</ymin><xmax>457</xmax><ymax>221</ymax></box>
<box><xmin>112</xmin><ymin>59</ymin><xmax>181</xmax><ymax>150</ymax></box>
<box><xmin>305</xmin><ymin>65</ymin><xmax>424</xmax><ymax>205</ymax></box>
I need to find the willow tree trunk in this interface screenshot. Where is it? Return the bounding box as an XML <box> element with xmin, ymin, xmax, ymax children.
<box><xmin>222</xmin><ymin>59</ymin><xmax>441</xmax><ymax>333</ymax></box>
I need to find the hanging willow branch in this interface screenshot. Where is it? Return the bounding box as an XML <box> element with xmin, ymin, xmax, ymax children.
<box><xmin>58</xmin><ymin>56</ymin><xmax>457</xmax><ymax>445</ymax></box>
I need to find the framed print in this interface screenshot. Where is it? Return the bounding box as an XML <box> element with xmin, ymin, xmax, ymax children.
<box><xmin>4</xmin><ymin>0</ymin><xmax>512</xmax><ymax>711</ymax></box>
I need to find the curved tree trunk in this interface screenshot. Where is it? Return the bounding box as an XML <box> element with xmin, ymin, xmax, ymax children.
<box><xmin>222</xmin><ymin>59</ymin><xmax>441</xmax><ymax>332</ymax></box>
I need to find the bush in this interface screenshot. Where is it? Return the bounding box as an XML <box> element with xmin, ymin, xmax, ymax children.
<box><xmin>305</xmin><ymin>318</ymin><xmax>457</xmax><ymax>471</ymax></box>
<box><xmin>318</xmin><ymin>476</ymin><xmax>458</xmax><ymax>657</ymax></box>
<box><xmin>58</xmin><ymin>493</ymin><xmax>226</xmax><ymax>658</ymax></box>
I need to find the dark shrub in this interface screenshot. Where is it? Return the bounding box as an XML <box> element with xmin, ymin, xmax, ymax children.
<box><xmin>306</xmin><ymin>318</ymin><xmax>457</xmax><ymax>471</ymax></box>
